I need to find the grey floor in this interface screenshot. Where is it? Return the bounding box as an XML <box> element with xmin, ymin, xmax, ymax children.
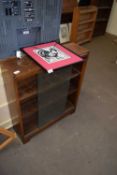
<box><xmin>0</xmin><ymin>36</ymin><xmax>117</xmax><ymax>175</ymax></box>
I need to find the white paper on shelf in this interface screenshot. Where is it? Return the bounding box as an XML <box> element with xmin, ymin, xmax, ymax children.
<box><xmin>13</xmin><ymin>70</ymin><xmax>21</xmax><ymax>75</ymax></box>
<box><xmin>47</xmin><ymin>69</ymin><xmax>53</xmax><ymax>74</ymax></box>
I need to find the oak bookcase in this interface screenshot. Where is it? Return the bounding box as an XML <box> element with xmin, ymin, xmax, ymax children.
<box><xmin>1</xmin><ymin>43</ymin><xmax>89</xmax><ymax>143</ymax></box>
<box><xmin>70</xmin><ymin>6</ymin><xmax>97</xmax><ymax>44</ymax></box>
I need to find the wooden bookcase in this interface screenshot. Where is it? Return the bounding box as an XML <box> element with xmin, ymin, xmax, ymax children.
<box><xmin>91</xmin><ymin>0</ymin><xmax>114</xmax><ymax>36</ymax></box>
<box><xmin>70</xmin><ymin>6</ymin><xmax>97</xmax><ymax>44</ymax></box>
<box><xmin>1</xmin><ymin>43</ymin><xmax>89</xmax><ymax>143</ymax></box>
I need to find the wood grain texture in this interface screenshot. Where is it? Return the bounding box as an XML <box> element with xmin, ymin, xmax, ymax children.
<box><xmin>1</xmin><ymin>46</ymin><xmax>89</xmax><ymax>143</ymax></box>
<box><xmin>70</xmin><ymin>6</ymin><xmax>97</xmax><ymax>44</ymax></box>
<box><xmin>62</xmin><ymin>0</ymin><xmax>77</xmax><ymax>13</ymax></box>
<box><xmin>0</xmin><ymin>128</ymin><xmax>16</xmax><ymax>150</ymax></box>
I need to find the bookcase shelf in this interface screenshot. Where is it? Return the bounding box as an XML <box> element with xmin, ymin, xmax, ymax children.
<box><xmin>39</xmin><ymin>93</ymin><xmax>68</xmax><ymax>110</ymax></box>
<box><xmin>22</xmin><ymin>106</ymin><xmax>38</xmax><ymax>120</ymax></box>
<box><xmin>39</xmin><ymin>68</ymin><xmax>80</xmax><ymax>94</ymax></box>
<box><xmin>19</xmin><ymin>90</ymin><xmax>38</xmax><ymax>101</ymax></box>
<box><xmin>69</xmin><ymin>84</ymin><xmax>77</xmax><ymax>95</ymax></box>
<box><xmin>23</xmin><ymin>112</ymin><xmax>38</xmax><ymax>135</ymax></box>
<box><xmin>78</xmin><ymin>28</ymin><xmax>93</xmax><ymax>34</ymax></box>
<box><xmin>79</xmin><ymin>19</ymin><xmax>95</xmax><ymax>25</ymax></box>
<box><xmin>23</xmin><ymin>100</ymin><xmax>75</xmax><ymax>139</ymax></box>
<box><xmin>98</xmin><ymin>6</ymin><xmax>111</xmax><ymax>10</ymax></box>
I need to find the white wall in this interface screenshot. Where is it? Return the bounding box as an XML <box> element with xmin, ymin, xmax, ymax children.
<box><xmin>106</xmin><ymin>0</ymin><xmax>117</xmax><ymax>36</ymax></box>
<box><xmin>0</xmin><ymin>67</ymin><xmax>18</xmax><ymax>129</ymax></box>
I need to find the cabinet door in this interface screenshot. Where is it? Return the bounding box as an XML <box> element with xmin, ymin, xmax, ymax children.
<box><xmin>38</xmin><ymin>66</ymin><xmax>72</xmax><ymax>127</ymax></box>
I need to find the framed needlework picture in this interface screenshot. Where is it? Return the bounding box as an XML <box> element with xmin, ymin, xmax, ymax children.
<box><xmin>23</xmin><ymin>42</ymin><xmax>83</xmax><ymax>72</ymax></box>
<box><xmin>59</xmin><ymin>24</ymin><xmax>69</xmax><ymax>43</ymax></box>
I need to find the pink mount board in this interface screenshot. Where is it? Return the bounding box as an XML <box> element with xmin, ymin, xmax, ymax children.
<box><xmin>23</xmin><ymin>42</ymin><xmax>83</xmax><ymax>72</ymax></box>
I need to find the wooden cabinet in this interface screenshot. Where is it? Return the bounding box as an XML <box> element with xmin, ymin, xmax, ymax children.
<box><xmin>70</xmin><ymin>6</ymin><xmax>97</xmax><ymax>44</ymax></box>
<box><xmin>1</xmin><ymin>44</ymin><xmax>89</xmax><ymax>143</ymax></box>
<box><xmin>61</xmin><ymin>0</ymin><xmax>77</xmax><ymax>23</ymax></box>
<box><xmin>91</xmin><ymin>0</ymin><xmax>114</xmax><ymax>36</ymax></box>
<box><xmin>62</xmin><ymin>0</ymin><xmax>77</xmax><ymax>14</ymax></box>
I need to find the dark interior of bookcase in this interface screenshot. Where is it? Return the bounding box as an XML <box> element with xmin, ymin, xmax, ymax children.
<box><xmin>16</xmin><ymin>63</ymin><xmax>82</xmax><ymax>136</ymax></box>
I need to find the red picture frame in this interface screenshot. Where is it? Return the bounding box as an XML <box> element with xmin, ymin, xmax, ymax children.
<box><xmin>23</xmin><ymin>42</ymin><xmax>83</xmax><ymax>72</ymax></box>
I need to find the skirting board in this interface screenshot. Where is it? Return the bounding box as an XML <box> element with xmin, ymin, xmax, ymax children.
<box><xmin>106</xmin><ymin>32</ymin><xmax>117</xmax><ymax>40</ymax></box>
<box><xmin>0</xmin><ymin>116</ymin><xmax>18</xmax><ymax>129</ymax></box>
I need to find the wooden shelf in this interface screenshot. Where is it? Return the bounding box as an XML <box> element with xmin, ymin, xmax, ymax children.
<box><xmin>24</xmin><ymin>121</ymin><xmax>38</xmax><ymax>136</ymax></box>
<box><xmin>79</xmin><ymin>6</ymin><xmax>98</xmax><ymax>14</ymax></box>
<box><xmin>98</xmin><ymin>6</ymin><xmax>111</xmax><ymax>10</ymax></box>
<box><xmin>78</xmin><ymin>38</ymin><xmax>91</xmax><ymax>45</ymax></box>
<box><xmin>62</xmin><ymin>0</ymin><xmax>77</xmax><ymax>14</ymax></box>
<box><xmin>79</xmin><ymin>19</ymin><xmax>95</xmax><ymax>25</ymax></box>
<box><xmin>96</xmin><ymin>18</ymin><xmax>108</xmax><ymax>22</ymax></box>
<box><xmin>22</xmin><ymin>106</ymin><xmax>38</xmax><ymax>119</ymax></box>
<box><xmin>17</xmin><ymin>64</ymin><xmax>81</xmax><ymax>140</ymax></box>
<box><xmin>39</xmin><ymin>83</ymin><xmax>77</xmax><ymax>110</ymax></box>
<box><xmin>1</xmin><ymin>45</ymin><xmax>89</xmax><ymax>143</ymax></box>
<box><xmin>66</xmin><ymin>100</ymin><xmax>75</xmax><ymax>112</ymax></box>
<box><xmin>69</xmin><ymin>84</ymin><xmax>77</xmax><ymax>95</ymax></box>
<box><xmin>19</xmin><ymin>89</ymin><xmax>38</xmax><ymax>101</ymax></box>
<box><xmin>78</xmin><ymin>28</ymin><xmax>93</xmax><ymax>34</ymax></box>
<box><xmin>17</xmin><ymin>74</ymin><xmax>38</xmax><ymax>101</ymax></box>
<box><xmin>39</xmin><ymin>68</ymin><xmax>80</xmax><ymax>94</ymax></box>
<box><xmin>23</xmin><ymin>112</ymin><xmax>38</xmax><ymax>135</ymax></box>
<box><xmin>24</xmin><ymin>100</ymin><xmax>75</xmax><ymax>139</ymax></box>
<box><xmin>38</xmin><ymin>68</ymin><xmax>80</xmax><ymax>110</ymax></box>
<box><xmin>70</xmin><ymin>6</ymin><xmax>97</xmax><ymax>44</ymax></box>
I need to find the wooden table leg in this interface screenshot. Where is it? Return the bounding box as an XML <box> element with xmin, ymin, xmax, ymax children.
<box><xmin>0</xmin><ymin>128</ymin><xmax>16</xmax><ymax>150</ymax></box>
